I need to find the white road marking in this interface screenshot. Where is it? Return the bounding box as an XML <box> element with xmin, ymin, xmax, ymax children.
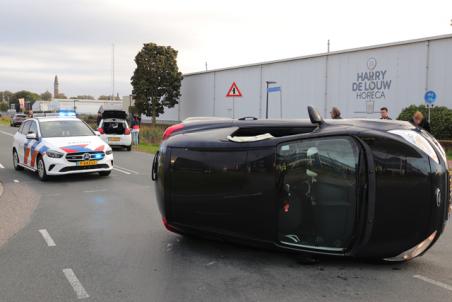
<box><xmin>63</xmin><ymin>268</ymin><xmax>90</xmax><ymax>299</ymax></box>
<box><xmin>38</xmin><ymin>229</ymin><xmax>56</xmax><ymax>247</ymax></box>
<box><xmin>113</xmin><ymin>167</ymin><xmax>131</xmax><ymax>175</ymax></box>
<box><xmin>113</xmin><ymin>165</ymin><xmax>139</xmax><ymax>174</ymax></box>
<box><xmin>0</xmin><ymin>130</ymin><xmax>14</xmax><ymax>137</ymax></box>
<box><xmin>413</xmin><ymin>274</ymin><xmax>452</xmax><ymax>292</ymax></box>
<box><xmin>13</xmin><ymin>179</ymin><xmax>19</xmax><ymax>183</ymax></box>
<box><xmin>83</xmin><ymin>189</ymin><xmax>107</xmax><ymax>193</ymax></box>
<box><xmin>0</xmin><ymin>163</ymin><xmax>4</xmax><ymax>169</ymax></box>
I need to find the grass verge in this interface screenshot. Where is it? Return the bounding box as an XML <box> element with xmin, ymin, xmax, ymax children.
<box><xmin>0</xmin><ymin>117</ymin><xmax>10</xmax><ymax>126</ymax></box>
<box><xmin>132</xmin><ymin>142</ymin><xmax>160</xmax><ymax>154</ymax></box>
<box><xmin>447</xmin><ymin>150</ymin><xmax>452</xmax><ymax>161</ymax></box>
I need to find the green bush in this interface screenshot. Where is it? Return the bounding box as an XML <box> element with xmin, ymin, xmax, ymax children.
<box><xmin>397</xmin><ymin>105</ymin><xmax>452</xmax><ymax>140</ymax></box>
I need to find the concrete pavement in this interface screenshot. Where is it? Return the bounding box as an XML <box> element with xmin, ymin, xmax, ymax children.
<box><xmin>0</xmin><ymin>124</ymin><xmax>451</xmax><ymax>302</ymax></box>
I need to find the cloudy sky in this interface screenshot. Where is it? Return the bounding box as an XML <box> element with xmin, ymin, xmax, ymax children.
<box><xmin>1</xmin><ymin>0</ymin><xmax>451</xmax><ymax>98</ymax></box>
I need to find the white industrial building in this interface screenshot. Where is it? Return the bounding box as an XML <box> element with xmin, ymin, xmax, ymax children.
<box><xmin>160</xmin><ymin>34</ymin><xmax>452</xmax><ymax>122</ymax></box>
<box><xmin>33</xmin><ymin>99</ymin><xmax>123</xmax><ymax>115</ymax></box>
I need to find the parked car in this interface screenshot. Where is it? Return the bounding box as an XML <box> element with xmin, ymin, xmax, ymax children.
<box><xmin>152</xmin><ymin>106</ymin><xmax>450</xmax><ymax>261</ymax></box>
<box><xmin>97</xmin><ymin>109</ymin><xmax>132</xmax><ymax>151</ymax></box>
<box><xmin>10</xmin><ymin>113</ymin><xmax>27</xmax><ymax>127</ymax></box>
<box><xmin>12</xmin><ymin>116</ymin><xmax>113</xmax><ymax>181</ymax></box>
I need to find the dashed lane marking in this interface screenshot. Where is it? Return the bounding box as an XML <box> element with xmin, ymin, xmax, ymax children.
<box><xmin>113</xmin><ymin>165</ymin><xmax>139</xmax><ymax>174</ymax></box>
<box><xmin>0</xmin><ymin>130</ymin><xmax>14</xmax><ymax>137</ymax></box>
<box><xmin>38</xmin><ymin>229</ymin><xmax>56</xmax><ymax>247</ymax></box>
<box><xmin>0</xmin><ymin>163</ymin><xmax>4</xmax><ymax>169</ymax></box>
<box><xmin>63</xmin><ymin>268</ymin><xmax>90</xmax><ymax>299</ymax></box>
<box><xmin>13</xmin><ymin>179</ymin><xmax>19</xmax><ymax>183</ymax></box>
<box><xmin>83</xmin><ymin>189</ymin><xmax>107</xmax><ymax>193</ymax></box>
<box><xmin>113</xmin><ymin>167</ymin><xmax>131</xmax><ymax>175</ymax></box>
<box><xmin>413</xmin><ymin>274</ymin><xmax>452</xmax><ymax>292</ymax></box>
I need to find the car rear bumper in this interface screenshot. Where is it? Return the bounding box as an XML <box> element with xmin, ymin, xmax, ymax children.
<box><xmin>101</xmin><ymin>134</ymin><xmax>132</xmax><ymax>146</ymax></box>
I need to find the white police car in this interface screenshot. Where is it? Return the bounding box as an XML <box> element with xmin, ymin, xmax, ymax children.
<box><xmin>12</xmin><ymin>115</ymin><xmax>113</xmax><ymax>181</ymax></box>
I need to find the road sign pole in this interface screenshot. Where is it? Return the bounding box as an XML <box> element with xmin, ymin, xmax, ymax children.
<box><xmin>428</xmin><ymin>105</ymin><xmax>431</xmax><ymax>123</ymax></box>
<box><xmin>233</xmin><ymin>96</ymin><xmax>235</xmax><ymax>119</ymax></box>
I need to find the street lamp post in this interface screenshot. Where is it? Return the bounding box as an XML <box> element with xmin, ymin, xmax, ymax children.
<box><xmin>265</xmin><ymin>81</ymin><xmax>277</xmax><ymax>119</ymax></box>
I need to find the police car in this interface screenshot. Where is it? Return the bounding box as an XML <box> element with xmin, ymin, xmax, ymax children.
<box><xmin>12</xmin><ymin>115</ymin><xmax>113</xmax><ymax>181</ymax></box>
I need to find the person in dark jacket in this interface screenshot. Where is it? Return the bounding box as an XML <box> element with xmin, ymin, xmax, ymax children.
<box><xmin>410</xmin><ymin>111</ymin><xmax>431</xmax><ymax>132</ymax></box>
<box><xmin>380</xmin><ymin>107</ymin><xmax>392</xmax><ymax>120</ymax></box>
<box><xmin>330</xmin><ymin>107</ymin><xmax>342</xmax><ymax>119</ymax></box>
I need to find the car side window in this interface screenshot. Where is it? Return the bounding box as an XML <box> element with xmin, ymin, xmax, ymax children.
<box><xmin>21</xmin><ymin>121</ymin><xmax>31</xmax><ymax>135</ymax></box>
<box><xmin>29</xmin><ymin>121</ymin><xmax>38</xmax><ymax>135</ymax></box>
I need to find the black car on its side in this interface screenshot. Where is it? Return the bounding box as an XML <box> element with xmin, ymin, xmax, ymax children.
<box><xmin>152</xmin><ymin>107</ymin><xmax>450</xmax><ymax>261</ymax></box>
<box><xmin>10</xmin><ymin>113</ymin><xmax>27</xmax><ymax>127</ymax></box>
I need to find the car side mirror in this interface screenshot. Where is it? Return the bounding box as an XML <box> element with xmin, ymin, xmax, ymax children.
<box><xmin>94</xmin><ymin>131</ymin><xmax>101</xmax><ymax>136</ymax></box>
<box><xmin>26</xmin><ymin>132</ymin><xmax>37</xmax><ymax>140</ymax></box>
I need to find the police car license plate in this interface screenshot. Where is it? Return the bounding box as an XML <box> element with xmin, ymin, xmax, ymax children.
<box><xmin>78</xmin><ymin>160</ymin><xmax>97</xmax><ymax>166</ymax></box>
<box><xmin>109</xmin><ymin>137</ymin><xmax>120</xmax><ymax>142</ymax></box>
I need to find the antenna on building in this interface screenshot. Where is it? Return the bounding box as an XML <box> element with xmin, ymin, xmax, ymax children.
<box><xmin>205</xmin><ymin>61</ymin><xmax>208</xmax><ymax>71</ymax></box>
<box><xmin>327</xmin><ymin>39</ymin><xmax>330</xmax><ymax>53</ymax></box>
<box><xmin>112</xmin><ymin>43</ymin><xmax>115</xmax><ymax>100</ymax></box>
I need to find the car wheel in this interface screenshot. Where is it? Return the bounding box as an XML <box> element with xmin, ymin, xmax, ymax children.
<box><xmin>37</xmin><ymin>156</ymin><xmax>48</xmax><ymax>181</ymax></box>
<box><xmin>99</xmin><ymin>171</ymin><xmax>111</xmax><ymax>177</ymax></box>
<box><xmin>12</xmin><ymin>149</ymin><xmax>23</xmax><ymax>171</ymax></box>
<box><xmin>126</xmin><ymin>145</ymin><xmax>132</xmax><ymax>151</ymax></box>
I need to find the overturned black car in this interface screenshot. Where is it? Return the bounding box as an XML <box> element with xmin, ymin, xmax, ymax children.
<box><xmin>152</xmin><ymin>107</ymin><xmax>450</xmax><ymax>261</ymax></box>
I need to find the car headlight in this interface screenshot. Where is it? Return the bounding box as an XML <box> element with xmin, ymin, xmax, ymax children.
<box><xmin>389</xmin><ymin>129</ymin><xmax>439</xmax><ymax>164</ymax></box>
<box><xmin>46</xmin><ymin>150</ymin><xmax>64</xmax><ymax>158</ymax></box>
<box><xmin>105</xmin><ymin>149</ymin><xmax>113</xmax><ymax>155</ymax></box>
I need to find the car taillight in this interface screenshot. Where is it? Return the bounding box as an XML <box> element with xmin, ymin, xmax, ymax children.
<box><xmin>162</xmin><ymin>123</ymin><xmax>184</xmax><ymax>140</ymax></box>
<box><xmin>124</xmin><ymin>128</ymin><xmax>131</xmax><ymax>135</ymax></box>
<box><xmin>98</xmin><ymin>127</ymin><xmax>104</xmax><ymax>134</ymax></box>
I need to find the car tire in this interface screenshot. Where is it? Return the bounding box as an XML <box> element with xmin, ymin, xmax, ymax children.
<box><xmin>99</xmin><ymin>171</ymin><xmax>111</xmax><ymax>177</ymax></box>
<box><xmin>126</xmin><ymin>145</ymin><xmax>132</xmax><ymax>151</ymax></box>
<box><xmin>36</xmin><ymin>156</ymin><xmax>48</xmax><ymax>181</ymax></box>
<box><xmin>12</xmin><ymin>149</ymin><xmax>23</xmax><ymax>171</ymax></box>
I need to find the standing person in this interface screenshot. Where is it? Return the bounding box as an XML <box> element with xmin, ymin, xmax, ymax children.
<box><xmin>96</xmin><ymin>112</ymin><xmax>102</xmax><ymax>127</ymax></box>
<box><xmin>330</xmin><ymin>107</ymin><xmax>342</xmax><ymax>119</ymax></box>
<box><xmin>380</xmin><ymin>107</ymin><xmax>392</xmax><ymax>120</ymax></box>
<box><xmin>410</xmin><ymin>111</ymin><xmax>431</xmax><ymax>132</ymax></box>
<box><xmin>131</xmin><ymin>113</ymin><xmax>140</xmax><ymax>145</ymax></box>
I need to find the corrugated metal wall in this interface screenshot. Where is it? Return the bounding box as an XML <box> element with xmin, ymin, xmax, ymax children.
<box><xmin>160</xmin><ymin>35</ymin><xmax>452</xmax><ymax>121</ymax></box>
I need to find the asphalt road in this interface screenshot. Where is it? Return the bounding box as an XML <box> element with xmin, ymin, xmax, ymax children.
<box><xmin>0</xmin><ymin>124</ymin><xmax>451</xmax><ymax>302</ymax></box>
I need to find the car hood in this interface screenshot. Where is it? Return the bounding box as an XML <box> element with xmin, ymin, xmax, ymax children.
<box><xmin>41</xmin><ymin>136</ymin><xmax>109</xmax><ymax>153</ymax></box>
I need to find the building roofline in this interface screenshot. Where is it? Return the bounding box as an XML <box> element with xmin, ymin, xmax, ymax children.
<box><xmin>184</xmin><ymin>33</ymin><xmax>452</xmax><ymax>76</ymax></box>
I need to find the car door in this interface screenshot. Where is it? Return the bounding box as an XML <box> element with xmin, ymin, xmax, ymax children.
<box><xmin>16</xmin><ymin>120</ymin><xmax>31</xmax><ymax>165</ymax></box>
<box><xmin>276</xmin><ymin>136</ymin><xmax>360</xmax><ymax>252</ymax></box>
<box><xmin>26</xmin><ymin>121</ymin><xmax>40</xmax><ymax>168</ymax></box>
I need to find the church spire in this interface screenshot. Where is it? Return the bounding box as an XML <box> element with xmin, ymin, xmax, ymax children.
<box><xmin>54</xmin><ymin>75</ymin><xmax>59</xmax><ymax>98</ymax></box>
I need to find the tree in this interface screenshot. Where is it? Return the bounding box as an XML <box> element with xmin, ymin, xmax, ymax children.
<box><xmin>40</xmin><ymin>91</ymin><xmax>52</xmax><ymax>101</ymax></box>
<box><xmin>55</xmin><ymin>93</ymin><xmax>67</xmax><ymax>99</ymax></box>
<box><xmin>0</xmin><ymin>101</ymin><xmax>8</xmax><ymax>112</ymax></box>
<box><xmin>98</xmin><ymin>95</ymin><xmax>111</xmax><ymax>100</ymax></box>
<box><xmin>131</xmin><ymin>43</ymin><xmax>183</xmax><ymax>125</ymax></box>
<box><xmin>11</xmin><ymin>90</ymin><xmax>40</xmax><ymax>110</ymax></box>
<box><xmin>71</xmin><ymin>95</ymin><xmax>95</xmax><ymax>100</ymax></box>
<box><xmin>0</xmin><ymin>91</ymin><xmax>14</xmax><ymax>104</ymax></box>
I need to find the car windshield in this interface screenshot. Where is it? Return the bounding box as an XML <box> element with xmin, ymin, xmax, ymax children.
<box><xmin>40</xmin><ymin>120</ymin><xmax>94</xmax><ymax>138</ymax></box>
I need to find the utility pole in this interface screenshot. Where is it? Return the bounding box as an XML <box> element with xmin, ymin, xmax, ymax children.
<box><xmin>112</xmin><ymin>44</ymin><xmax>115</xmax><ymax>100</ymax></box>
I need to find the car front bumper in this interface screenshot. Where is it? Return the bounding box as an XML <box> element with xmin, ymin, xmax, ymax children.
<box><xmin>44</xmin><ymin>154</ymin><xmax>114</xmax><ymax>175</ymax></box>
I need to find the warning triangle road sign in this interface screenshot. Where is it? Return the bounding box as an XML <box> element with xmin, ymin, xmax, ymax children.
<box><xmin>226</xmin><ymin>82</ymin><xmax>242</xmax><ymax>97</ymax></box>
